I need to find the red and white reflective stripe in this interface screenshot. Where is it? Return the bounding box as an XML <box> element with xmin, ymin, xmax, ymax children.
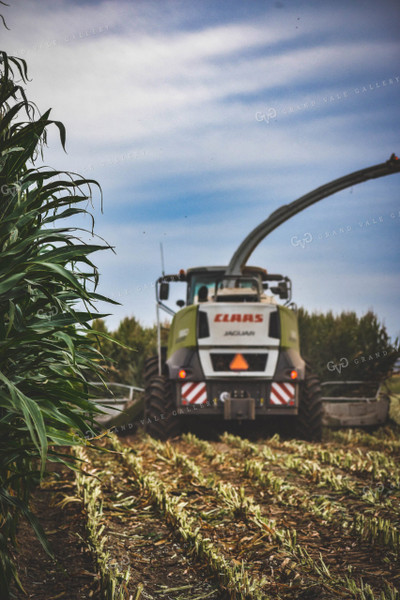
<box><xmin>270</xmin><ymin>382</ymin><xmax>295</xmax><ymax>405</ymax></box>
<box><xmin>181</xmin><ymin>382</ymin><xmax>207</xmax><ymax>405</ymax></box>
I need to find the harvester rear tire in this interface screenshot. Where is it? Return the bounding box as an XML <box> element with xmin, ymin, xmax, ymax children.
<box><xmin>143</xmin><ymin>349</ymin><xmax>167</xmax><ymax>386</ymax></box>
<box><xmin>144</xmin><ymin>375</ymin><xmax>180</xmax><ymax>440</ymax></box>
<box><xmin>296</xmin><ymin>367</ymin><xmax>323</xmax><ymax>442</ymax></box>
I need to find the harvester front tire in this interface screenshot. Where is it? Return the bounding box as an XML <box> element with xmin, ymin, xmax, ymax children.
<box><xmin>296</xmin><ymin>368</ymin><xmax>323</xmax><ymax>442</ymax></box>
<box><xmin>144</xmin><ymin>375</ymin><xmax>180</xmax><ymax>440</ymax></box>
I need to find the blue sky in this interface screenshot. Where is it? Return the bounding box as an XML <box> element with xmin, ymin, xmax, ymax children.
<box><xmin>3</xmin><ymin>0</ymin><xmax>400</xmax><ymax>341</ymax></box>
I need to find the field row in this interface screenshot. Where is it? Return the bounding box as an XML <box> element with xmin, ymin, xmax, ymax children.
<box><xmin>71</xmin><ymin>432</ymin><xmax>400</xmax><ymax>600</ymax></box>
<box><xmin>182</xmin><ymin>433</ymin><xmax>400</xmax><ymax>550</ymax></box>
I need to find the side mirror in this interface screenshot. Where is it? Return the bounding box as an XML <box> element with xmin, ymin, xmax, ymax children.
<box><xmin>270</xmin><ymin>282</ymin><xmax>289</xmax><ymax>299</ymax></box>
<box><xmin>176</xmin><ymin>299</ymin><xmax>185</xmax><ymax>308</ymax></box>
<box><xmin>277</xmin><ymin>282</ymin><xmax>289</xmax><ymax>300</ymax></box>
<box><xmin>159</xmin><ymin>282</ymin><xmax>169</xmax><ymax>300</ymax></box>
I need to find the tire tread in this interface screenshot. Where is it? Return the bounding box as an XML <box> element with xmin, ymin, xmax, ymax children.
<box><xmin>296</xmin><ymin>365</ymin><xmax>323</xmax><ymax>441</ymax></box>
<box><xmin>144</xmin><ymin>374</ymin><xmax>180</xmax><ymax>440</ymax></box>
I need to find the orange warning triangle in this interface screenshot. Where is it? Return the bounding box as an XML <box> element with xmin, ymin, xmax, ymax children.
<box><xmin>230</xmin><ymin>353</ymin><xmax>249</xmax><ymax>370</ymax></box>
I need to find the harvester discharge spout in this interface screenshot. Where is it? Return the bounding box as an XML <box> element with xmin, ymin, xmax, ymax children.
<box><xmin>226</xmin><ymin>153</ymin><xmax>400</xmax><ymax>276</ymax></box>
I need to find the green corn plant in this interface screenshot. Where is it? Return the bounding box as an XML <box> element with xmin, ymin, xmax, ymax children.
<box><xmin>0</xmin><ymin>50</ymin><xmax>117</xmax><ymax>597</ymax></box>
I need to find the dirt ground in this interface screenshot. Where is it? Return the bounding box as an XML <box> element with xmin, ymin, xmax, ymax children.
<box><xmin>12</xmin><ymin>463</ymin><xmax>101</xmax><ymax>600</ymax></box>
<box><xmin>11</xmin><ymin>424</ymin><xmax>400</xmax><ymax>600</ymax></box>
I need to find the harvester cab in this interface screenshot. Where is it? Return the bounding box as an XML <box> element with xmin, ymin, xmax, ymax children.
<box><xmin>143</xmin><ymin>154</ymin><xmax>400</xmax><ymax>441</ymax></box>
<box><xmin>159</xmin><ymin>267</ymin><xmax>290</xmax><ymax>305</ymax></box>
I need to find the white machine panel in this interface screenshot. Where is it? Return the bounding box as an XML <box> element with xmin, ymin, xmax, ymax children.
<box><xmin>198</xmin><ymin>303</ymin><xmax>279</xmax><ymax>378</ymax></box>
<box><xmin>198</xmin><ymin>303</ymin><xmax>279</xmax><ymax>347</ymax></box>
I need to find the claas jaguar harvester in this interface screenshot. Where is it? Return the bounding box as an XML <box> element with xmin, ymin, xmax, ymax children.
<box><xmin>143</xmin><ymin>155</ymin><xmax>400</xmax><ymax>441</ymax></box>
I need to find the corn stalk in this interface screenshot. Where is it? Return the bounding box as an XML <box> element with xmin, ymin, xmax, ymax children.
<box><xmin>110</xmin><ymin>435</ymin><xmax>269</xmax><ymax>600</ymax></box>
<box><xmin>328</xmin><ymin>428</ymin><xmax>400</xmax><ymax>453</ymax></box>
<box><xmin>264</xmin><ymin>437</ymin><xmax>400</xmax><ymax>486</ymax></box>
<box><xmin>74</xmin><ymin>446</ymin><xmax>130</xmax><ymax>599</ymax></box>
<box><xmin>219</xmin><ymin>434</ymin><xmax>400</xmax><ymax>554</ymax></box>
<box><xmin>147</xmin><ymin>436</ymin><xmax>394</xmax><ymax>599</ymax></box>
<box><xmin>221</xmin><ymin>434</ymin><xmax>398</xmax><ymax>512</ymax></box>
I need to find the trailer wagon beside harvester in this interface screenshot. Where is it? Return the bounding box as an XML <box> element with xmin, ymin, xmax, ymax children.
<box><xmin>137</xmin><ymin>155</ymin><xmax>399</xmax><ymax>441</ymax></box>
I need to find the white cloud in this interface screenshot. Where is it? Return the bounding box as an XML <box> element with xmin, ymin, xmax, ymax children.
<box><xmin>3</xmin><ymin>0</ymin><xmax>399</xmax><ymax>338</ymax></box>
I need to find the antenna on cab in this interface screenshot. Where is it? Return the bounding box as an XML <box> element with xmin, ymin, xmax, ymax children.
<box><xmin>160</xmin><ymin>242</ymin><xmax>165</xmax><ymax>277</ymax></box>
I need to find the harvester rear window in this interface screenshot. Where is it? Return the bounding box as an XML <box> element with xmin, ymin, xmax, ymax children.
<box><xmin>188</xmin><ymin>273</ymin><xmax>263</xmax><ymax>305</ymax></box>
